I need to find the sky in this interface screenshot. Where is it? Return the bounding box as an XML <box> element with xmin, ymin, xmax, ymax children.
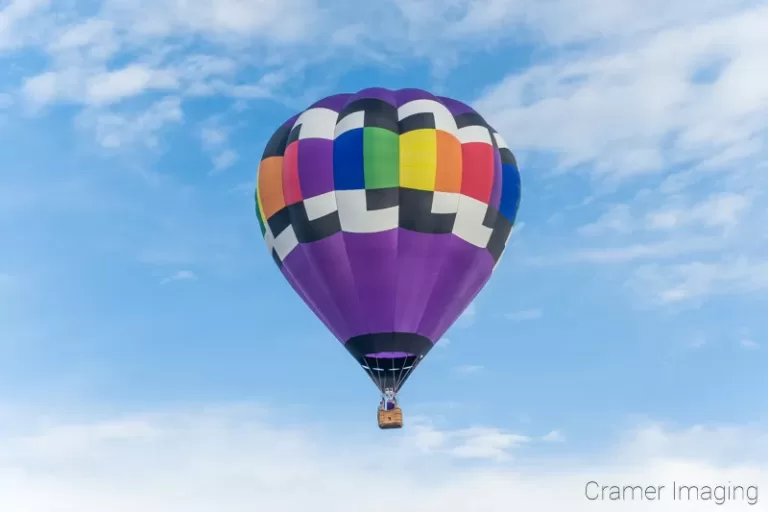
<box><xmin>1</xmin><ymin>0</ymin><xmax>767</xmax><ymax>510</ymax></box>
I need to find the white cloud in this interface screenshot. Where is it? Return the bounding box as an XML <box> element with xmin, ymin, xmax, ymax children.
<box><xmin>542</xmin><ymin>185</ymin><xmax>766</xmax><ymax>302</ymax></box>
<box><xmin>564</xmin><ymin>237</ymin><xmax>723</xmax><ymax>264</ymax></box>
<box><xmin>200</xmin><ymin>127</ymin><xmax>227</xmax><ymax>147</ymax></box>
<box><xmin>406</xmin><ymin>423</ymin><xmax>532</xmax><ymax>461</ymax></box>
<box><xmin>22</xmin><ymin>71</ymin><xmax>59</xmax><ymax>107</ymax></box>
<box><xmin>5</xmin><ymin>0</ymin><xmax>767</xmax><ymax>314</ymax></box>
<box><xmin>160</xmin><ymin>270</ymin><xmax>197</xmax><ymax>284</ymax></box>
<box><xmin>11</xmin><ymin>0</ymin><xmax>762</xmax><ymax>176</ymax></box>
<box><xmin>199</xmin><ymin>122</ymin><xmax>239</xmax><ymax>173</ymax></box>
<box><xmin>631</xmin><ymin>258</ymin><xmax>768</xmax><ymax>304</ymax></box>
<box><xmin>76</xmin><ymin>96</ymin><xmax>183</xmax><ymax>149</ymax></box>
<box><xmin>11</xmin><ymin>0</ymin><xmax>333</xmax><ymax>145</ymax></box>
<box><xmin>579</xmin><ymin>192</ymin><xmax>753</xmax><ymax>239</ymax></box>
<box><xmin>23</xmin><ymin>65</ymin><xmax>188</xmax><ymax>108</ymax></box>
<box><xmin>0</xmin><ymin>0</ymin><xmax>51</xmax><ymax>51</ymax></box>
<box><xmin>212</xmin><ymin>149</ymin><xmax>238</xmax><ymax>172</ymax></box>
<box><xmin>645</xmin><ymin>193</ymin><xmax>752</xmax><ymax>231</ymax></box>
<box><xmin>542</xmin><ymin>430</ymin><xmax>565</xmax><ymax>443</ymax></box>
<box><xmin>740</xmin><ymin>339</ymin><xmax>760</xmax><ymax>350</ymax></box>
<box><xmin>475</xmin><ymin>4</ymin><xmax>768</xmax><ymax>181</ymax></box>
<box><xmin>505</xmin><ymin>308</ymin><xmax>543</xmax><ymax>322</ymax></box>
<box><xmin>85</xmin><ymin>65</ymin><xmax>178</xmax><ymax>105</ymax></box>
<box><xmin>565</xmin><ymin>191</ymin><xmax>763</xmax><ymax>306</ymax></box>
<box><xmin>473</xmin><ymin>3</ymin><xmax>767</xmax><ymax>310</ymax></box>
<box><xmin>579</xmin><ymin>205</ymin><xmax>633</xmax><ymax>236</ymax></box>
<box><xmin>101</xmin><ymin>0</ymin><xmax>323</xmax><ymax>43</ymax></box>
<box><xmin>47</xmin><ymin>17</ymin><xmax>116</xmax><ymax>55</ymax></box>
<box><xmin>0</xmin><ymin>406</ymin><xmax>765</xmax><ymax>511</ymax></box>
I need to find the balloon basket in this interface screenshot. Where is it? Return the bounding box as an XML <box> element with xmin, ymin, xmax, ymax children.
<box><xmin>378</xmin><ymin>407</ymin><xmax>403</xmax><ymax>429</ymax></box>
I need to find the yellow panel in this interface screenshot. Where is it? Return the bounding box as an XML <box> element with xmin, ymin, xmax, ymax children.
<box><xmin>256</xmin><ymin>182</ymin><xmax>266</xmax><ymax>223</ymax></box>
<box><xmin>399</xmin><ymin>129</ymin><xmax>436</xmax><ymax>191</ymax></box>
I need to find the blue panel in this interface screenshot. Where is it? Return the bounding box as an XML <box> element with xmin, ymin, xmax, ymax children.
<box><xmin>333</xmin><ymin>128</ymin><xmax>366</xmax><ymax>190</ymax></box>
<box><xmin>498</xmin><ymin>163</ymin><xmax>521</xmax><ymax>222</ymax></box>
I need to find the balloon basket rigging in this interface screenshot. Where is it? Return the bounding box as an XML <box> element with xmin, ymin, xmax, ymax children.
<box><xmin>378</xmin><ymin>407</ymin><xmax>403</xmax><ymax>429</ymax></box>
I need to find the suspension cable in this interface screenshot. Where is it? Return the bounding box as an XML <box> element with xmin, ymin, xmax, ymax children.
<box><xmin>394</xmin><ymin>354</ymin><xmax>423</xmax><ymax>392</ymax></box>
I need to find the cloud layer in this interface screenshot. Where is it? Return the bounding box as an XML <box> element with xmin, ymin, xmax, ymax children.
<box><xmin>0</xmin><ymin>405</ymin><xmax>766</xmax><ymax>511</ymax></box>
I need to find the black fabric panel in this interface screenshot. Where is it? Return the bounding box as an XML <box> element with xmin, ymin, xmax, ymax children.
<box><xmin>345</xmin><ymin>332</ymin><xmax>433</xmax><ymax>358</ymax></box>
<box><xmin>261</xmin><ymin>122</ymin><xmax>293</xmax><ymax>159</ymax></box>
<box><xmin>454</xmin><ymin>112</ymin><xmax>489</xmax><ymax>129</ymax></box>
<box><xmin>345</xmin><ymin>332</ymin><xmax>434</xmax><ymax>392</ymax></box>
<box><xmin>482</xmin><ymin>206</ymin><xmax>498</xmax><ymax>230</ymax></box>
<box><xmin>490</xmin><ymin>129</ymin><xmax>499</xmax><ymax>150</ymax></box>
<box><xmin>266</xmin><ymin>206</ymin><xmax>292</xmax><ymax>237</ymax></box>
<box><xmin>398</xmin><ymin>188</ymin><xmax>456</xmax><ymax>234</ymax></box>
<box><xmin>286</xmin><ymin>202</ymin><xmax>341</xmax><ymax>243</ymax></box>
<box><xmin>398</xmin><ymin>113</ymin><xmax>435</xmax><ymax>133</ymax></box>
<box><xmin>364</xmin><ymin>112</ymin><xmax>399</xmax><ymax>133</ymax></box>
<box><xmin>338</xmin><ymin>98</ymin><xmax>399</xmax><ymax>133</ymax></box>
<box><xmin>365</xmin><ymin>188</ymin><xmax>399</xmax><ymax>210</ymax></box>
<box><xmin>499</xmin><ymin>148</ymin><xmax>517</xmax><ymax>166</ymax></box>
<box><xmin>286</xmin><ymin>124</ymin><xmax>301</xmax><ymax>146</ymax></box>
<box><xmin>363</xmin><ymin>355</ymin><xmax>421</xmax><ymax>392</ymax></box>
<box><xmin>487</xmin><ymin>214</ymin><xmax>513</xmax><ymax>262</ymax></box>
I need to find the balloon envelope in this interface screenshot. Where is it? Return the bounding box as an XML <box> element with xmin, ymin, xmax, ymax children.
<box><xmin>255</xmin><ymin>87</ymin><xmax>521</xmax><ymax>392</ymax></box>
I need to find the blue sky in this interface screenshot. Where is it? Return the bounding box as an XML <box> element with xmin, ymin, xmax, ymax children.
<box><xmin>1</xmin><ymin>0</ymin><xmax>767</xmax><ymax>510</ymax></box>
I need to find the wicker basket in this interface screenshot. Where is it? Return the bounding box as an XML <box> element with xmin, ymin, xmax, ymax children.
<box><xmin>378</xmin><ymin>407</ymin><xmax>403</xmax><ymax>429</ymax></box>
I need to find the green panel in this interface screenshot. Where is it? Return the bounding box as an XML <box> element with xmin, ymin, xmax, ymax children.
<box><xmin>363</xmin><ymin>127</ymin><xmax>400</xmax><ymax>189</ymax></box>
<box><xmin>255</xmin><ymin>189</ymin><xmax>266</xmax><ymax>236</ymax></box>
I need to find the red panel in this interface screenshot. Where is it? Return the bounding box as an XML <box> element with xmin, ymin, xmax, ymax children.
<box><xmin>460</xmin><ymin>142</ymin><xmax>494</xmax><ymax>203</ymax></box>
<box><xmin>283</xmin><ymin>141</ymin><xmax>302</xmax><ymax>205</ymax></box>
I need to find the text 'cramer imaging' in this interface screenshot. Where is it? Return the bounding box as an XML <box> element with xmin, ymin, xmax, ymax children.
<box><xmin>585</xmin><ymin>481</ymin><xmax>759</xmax><ymax>505</ymax></box>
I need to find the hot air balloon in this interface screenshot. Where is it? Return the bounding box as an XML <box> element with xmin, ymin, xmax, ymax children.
<box><xmin>255</xmin><ymin>87</ymin><xmax>521</xmax><ymax>429</ymax></box>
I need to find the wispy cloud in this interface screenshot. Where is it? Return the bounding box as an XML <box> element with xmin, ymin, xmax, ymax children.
<box><xmin>566</xmin><ymin>237</ymin><xmax>723</xmax><ymax>264</ymax></box>
<box><xmin>75</xmin><ymin>96</ymin><xmax>183</xmax><ymax>149</ymax></box>
<box><xmin>0</xmin><ymin>406</ymin><xmax>764</xmax><ymax>510</ymax></box>
<box><xmin>406</xmin><ymin>422</ymin><xmax>532</xmax><ymax>461</ymax></box>
<box><xmin>475</xmin><ymin>4</ymin><xmax>768</xmax><ymax>182</ymax></box>
<box><xmin>474</xmin><ymin>2</ymin><xmax>768</xmax><ymax>313</ymax></box>
<box><xmin>541</xmin><ymin>430</ymin><xmax>565</xmax><ymax>443</ymax></box>
<box><xmin>578</xmin><ymin>192</ymin><xmax>753</xmax><ymax>238</ymax></box>
<box><xmin>160</xmin><ymin>270</ymin><xmax>197</xmax><ymax>284</ymax></box>
<box><xmin>579</xmin><ymin>205</ymin><xmax>633</xmax><ymax>236</ymax></box>
<box><xmin>645</xmin><ymin>193</ymin><xmax>752</xmax><ymax>231</ymax></box>
<box><xmin>199</xmin><ymin>121</ymin><xmax>239</xmax><ymax>174</ymax></box>
<box><xmin>740</xmin><ymin>339</ymin><xmax>760</xmax><ymax>350</ymax></box>
<box><xmin>631</xmin><ymin>258</ymin><xmax>768</xmax><ymax>304</ymax></box>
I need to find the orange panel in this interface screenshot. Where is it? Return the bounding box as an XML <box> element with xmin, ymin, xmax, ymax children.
<box><xmin>434</xmin><ymin>130</ymin><xmax>462</xmax><ymax>193</ymax></box>
<box><xmin>258</xmin><ymin>156</ymin><xmax>285</xmax><ymax>219</ymax></box>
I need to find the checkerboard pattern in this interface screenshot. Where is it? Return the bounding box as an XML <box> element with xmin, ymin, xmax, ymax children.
<box><xmin>256</xmin><ymin>90</ymin><xmax>520</xmax><ymax>267</ymax></box>
<box><xmin>254</xmin><ymin>88</ymin><xmax>521</xmax><ymax>392</ymax></box>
